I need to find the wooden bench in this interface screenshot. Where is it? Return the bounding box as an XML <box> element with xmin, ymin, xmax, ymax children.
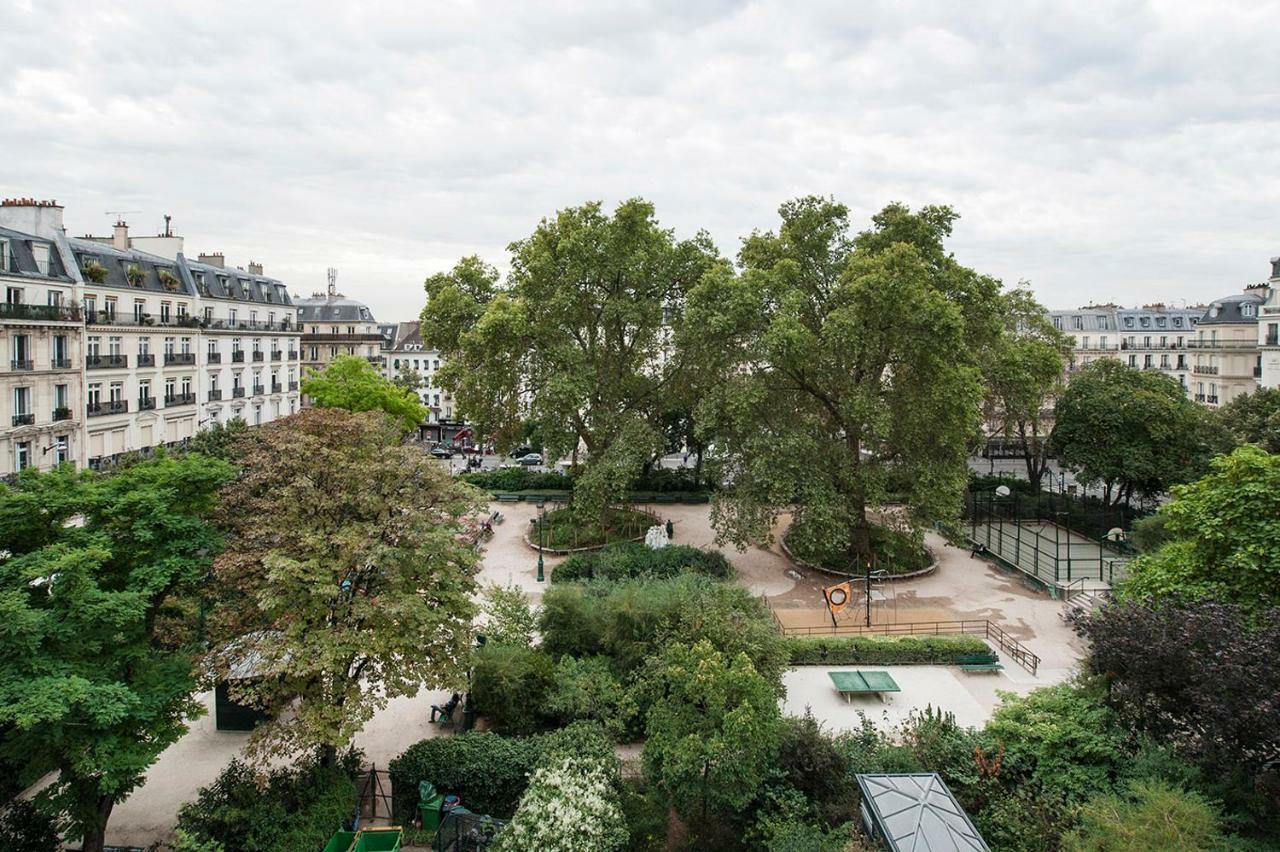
<box><xmin>957</xmin><ymin>652</ymin><xmax>1004</xmax><ymax>674</ymax></box>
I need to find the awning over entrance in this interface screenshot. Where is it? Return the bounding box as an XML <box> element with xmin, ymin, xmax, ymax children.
<box><xmin>856</xmin><ymin>773</ymin><xmax>989</xmax><ymax>852</ymax></box>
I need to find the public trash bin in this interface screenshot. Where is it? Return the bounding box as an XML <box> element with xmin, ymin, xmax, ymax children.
<box><xmin>352</xmin><ymin>826</ymin><xmax>403</xmax><ymax>851</ymax></box>
<box><xmin>322</xmin><ymin>830</ymin><xmax>357</xmax><ymax>852</ymax></box>
<box><xmin>419</xmin><ymin>781</ymin><xmax>445</xmax><ymax>834</ymax></box>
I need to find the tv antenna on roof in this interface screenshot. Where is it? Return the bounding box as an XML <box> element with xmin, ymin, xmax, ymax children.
<box><xmin>104</xmin><ymin>210</ymin><xmax>140</xmax><ymax>225</ymax></box>
<box><xmin>327</xmin><ymin>267</ymin><xmax>338</xmax><ymax>297</ymax></box>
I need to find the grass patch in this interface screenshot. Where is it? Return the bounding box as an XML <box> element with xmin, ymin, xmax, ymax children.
<box><xmin>534</xmin><ymin>506</ymin><xmax>656</xmax><ymax>550</ymax></box>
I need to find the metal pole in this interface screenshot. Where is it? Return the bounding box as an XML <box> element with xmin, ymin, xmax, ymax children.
<box><xmin>865</xmin><ymin>555</ymin><xmax>874</xmax><ymax>628</ymax></box>
<box><xmin>536</xmin><ymin>504</ymin><xmax>545</xmax><ymax>582</ymax></box>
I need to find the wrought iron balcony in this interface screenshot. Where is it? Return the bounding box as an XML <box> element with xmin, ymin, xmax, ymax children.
<box><xmin>0</xmin><ymin>302</ymin><xmax>81</xmax><ymax>322</ymax></box>
<box><xmin>288</xmin><ymin>381</ymin><xmax>298</xmax><ymax>391</ymax></box>
<box><xmin>207</xmin><ymin>352</ymin><xmax>222</xmax><ymax>363</ymax></box>
<box><xmin>231</xmin><ymin>351</ymin><xmax>245</xmax><ymax>363</ymax></box>
<box><xmin>270</xmin><ymin>382</ymin><xmax>282</xmax><ymax>394</ymax></box>
<box><xmin>165</xmin><ymin>352</ymin><xmax>196</xmax><ymax>366</ymax></box>
<box><xmin>232</xmin><ymin>387</ymin><xmax>246</xmax><ymax>398</ymax></box>
<box><xmin>252</xmin><ymin>385</ymin><xmax>265</xmax><ymax>396</ymax></box>
<box><xmin>271</xmin><ymin>350</ymin><xmax>283</xmax><ymax>360</ymax></box>
<box><xmin>87</xmin><ymin>399</ymin><xmax>128</xmax><ymax>417</ymax></box>
<box><xmin>251</xmin><ymin>351</ymin><xmax>264</xmax><ymax>362</ymax></box>
<box><xmin>9</xmin><ymin>359</ymin><xmax>32</xmax><ymax>371</ymax></box>
<box><xmin>208</xmin><ymin>389</ymin><xmax>223</xmax><ymax>401</ymax></box>
<box><xmin>11</xmin><ymin>413</ymin><xmax>34</xmax><ymax>427</ymax></box>
<box><xmin>86</xmin><ymin>354</ymin><xmax>128</xmax><ymax>369</ymax></box>
<box><xmin>138</xmin><ymin>353</ymin><xmax>156</xmax><ymax>367</ymax></box>
<box><xmin>165</xmin><ymin>392</ymin><xmax>196</xmax><ymax>407</ymax></box>
<box><xmin>1192</xmin><ymin>365</ymin><xmax>1219</xmax><ymax>375</ymax></box>
<box><xmin>52</xmin><ymin>407</ymin><xmax>72</xmax><ymax>422</ymax></box>
<box><xmin>51</xmin><ymin>357</ymin><xmax>72</xmax><ymax>369</ymax></box>
<box><xmin>288</xmin><ymin>350</ymin><xmax>299</xmax><ymax>359</ymax></box>
<box><xmin>138</xmin><ymin>397</ymin><xmax>156</xmax><ymax>411</ymax></box>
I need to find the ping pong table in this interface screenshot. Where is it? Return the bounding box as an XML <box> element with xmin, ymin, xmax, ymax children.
<box><xmin>828</xmin><ymin>670</ymin><xmax>901</xmax><ymax>703</ymax></box>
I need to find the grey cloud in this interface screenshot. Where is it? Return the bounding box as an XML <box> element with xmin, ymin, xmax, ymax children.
<box><xmin>1</xmin><ymin>0</ymin><xmax>1277</xmax><ymax>322</ymax></box>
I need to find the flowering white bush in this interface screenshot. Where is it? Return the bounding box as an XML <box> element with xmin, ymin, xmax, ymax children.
<box><xmin>493</xmin><ymin>756</ymin><xmax>628</xmax><ymax>852</ymax></box>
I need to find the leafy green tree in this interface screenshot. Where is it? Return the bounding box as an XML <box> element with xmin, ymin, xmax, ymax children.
<box><xmin>1119</xmin><ymin>445</ymin><xmax>1280</xmax><ymax>609</ymax></box>
<box><xmin>189</xmin><ymin>416</ymin><xmax>250</xmax><ymax>461</ymax></box>
<box><xmin>0</xmin><ymin>454</ymin><xmax>234</xmax><ymax>852</ymax></box>
<box><xmin>1214</xmin><ymin>387</ymin><xmax>1280</xmax><ymax>452</ymax></box>
<box><xmin>300</xmin><ymin>354</ymin><xmax>427</xmax><ymax>434</ymax></box>
<box><xmin>421</xmin><ymin>199</ymin><xmax>719</xmax><ymax>523</ymax></box>
<box><xmin>482</xmin><ymin>583</ymin><xmax>538</xmax><ymax>647</ymax></box>
<box><xmin>1063</xmin><ymin>780</ymin><xmax>1227</xmax><ymax>852</ymax></box>
<box><xmin>686</xmin><ymin>198</ymin><xmax>1000</xmax><ymax>566</ymax></box>
<box><xmin>493</xmin><ymin>756</ymin><xmax>628</xmax><ymax>852</ymax></box>
<box><xmin>208</xmin><ymin>409</ymin><xmax>481</xmax><ymax>763</ymax></box>
<box><xmin>1050</xmin><ymin>360</ymin><xmax>1212</xmax><ymax>506</ymax></box>
<box><xmin>641</xmin><ymin>640</ymin><xmax>782</xmax><ymax>821</ymax></box>
<box><xmin>982</xmin><ymin>288</ymin><xmax>1071</xmax><ymax>485</ymax></box>
<box><xmin>391</xmin><ymin>362</ymin><xmax>426</xmax><ymax>395</ymax></box>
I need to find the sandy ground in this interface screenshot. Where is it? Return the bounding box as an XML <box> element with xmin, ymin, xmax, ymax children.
<box><xmin>102</xmin><ymin>501</ymin><xmax>1083</xmax><ymax>847</ymax></box>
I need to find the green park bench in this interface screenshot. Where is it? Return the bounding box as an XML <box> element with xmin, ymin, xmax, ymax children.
<box><xmin>496</xmin><ymin>494</ymin><xmax>521</xmax><ymax>503</ymax></box>
<box><xmin>957</xmin><ymin>652</ymin><xmax>1004</xmax><ymax>673</ymax></box>
<box><xmin>828</xmin><ymin>670</ymin><xmax>900</xmax><ymax>703</ymax></box>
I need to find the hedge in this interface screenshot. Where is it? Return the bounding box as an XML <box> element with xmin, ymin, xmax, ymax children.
<box><xmin>388</xmin><ymin>722</ymin><xmax>616</xmax><ymax>822</ymax></box>
<box><xmin>552</xmin><ymin>544</ymin><xmax>733</xmax><ymax>584</ymax></box>
<box><xmin>783</xmin><ymin>635</ymin><xmax>991</xmax><ymax>665</ymax></box>
<box><xmin>461</xmin><ymin>468</ymin><xmax>573</xmax><ymax>492</ymax></box>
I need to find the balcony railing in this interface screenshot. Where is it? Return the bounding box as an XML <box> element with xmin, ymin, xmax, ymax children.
<box><xmin>1266</xmin><ymin>333</ymin><xmax>1279</xmax><ymax>347</ymax></box>
<box><xmin>231</xmin><ymin>351</ymin><xmax>245</xmax><ymax>363</ymax></box>
<box><xmin>87</xmin><ymin>399</ymin><xmax>128</xmax><ymax>417</ymax></box>
<box><xmin>51</xmin><ymin>357</ymin><xmax>72</xmax><ymax>369</ymax></box>
<box><xmin>1254</xmin><ymin>366</ymin><xmax>1263</xmax><ymax>378</ymax></box>
<box><xmin>232</xmin><ymin>387</ymin><xmax>246</xmax><ymax>398</ymax></box>
<box><xmin>165</xmin><ymin>392</ymin><xmax>196</xmax><ymax>407</ymax></box>
<box><xmin>9</xmin><ymin>359</ymin><xmax>33</xmax><ymax>371</ymax></box>
<box><xmin>251</xmin><ymin>351</ymin><xmax>264</xmax><ymax>362</ymax></box>
<box><xmin>208</xmin><ymin>389</ymin><xmax>223</xmax><ymax>401</ymax></box>
<box><xmin>288</xmin><ymin>350</ymin><xmax>298</xmax><ymax>359</ymax></box>
<box><xmin>1192</xmin><ymin>365</ymin><xmax>1219</xmax><ymax>375</ymax></box>
<box><xmin>53</xmin><ymin>407</ymin><xmax>72</xmax><ymax>422</ymax></box>
<box><xmin>207</xmin><ymin>351</ymin><xmax>222</xmax><ymax>363</ymax></box>
<box><xmin>86</xmin><ymin>354</ymin><xmax>128</xmax><ymax>369</ymax></box>
<box><xmin>1185</xmin><ymin>340</ymin><xmax>1257</xmax><ymax>350</ymax></box>
<box><xmin>138</xmin><ymin>397</ymin><xmax>156</xmax><ymax>411</ymax></box>
<box><xmin>366</xmin><ymin>356</ymin><xmax>383</xmax><ymax>364</ymax></box>
<box><xmin>288</xmin><ymin>381</ymin><xmax>298</xmax><ymax>391</ymax></box>
<box><xmin>11</xmin><ymin>413</ymin><xmax>34</xmax><ymax>427</ymax></box>
<box><xmin>270</xmin><ymin>382</ymin><xmax>282</xmax><ymax>394</ymax></box>
<box><xmin>165</xmin><ymin>352</ymin><xmax>196</xmax><ymax>366</ymax></box>
<box><xmin>1207</xmin><ymin>395</ymin><xmax>1219</xmax><ymax>404</ymax></box>
<box><xmin>2</xmin><ymin>302</ymin><xmax>82</xmax><ymax>322</ymax></box>
<box><xmin>137</xmin><ymin>353</ymin><xmax>156</xmax><ymax>367</ymax></box>
<box><xmin>252</xmin><ymin>385</ymin><xmax>265</xmax><ymax>396</ymax></box>
<box><xmin>271</xmin><ymin>350</ymin><xmax>283</xmax><ymax>360</ymax></box>
<box><xmin>1195</xmin><ymin>393</ymin><xmax>1205</xmax><ymax>402</ymax></box>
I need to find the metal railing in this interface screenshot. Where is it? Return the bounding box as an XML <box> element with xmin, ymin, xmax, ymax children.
<box><xmin>86</xmin><ymin>354</ymin><xmax>128</xmax><ymax>369</ymax></box>
<box><xmin>208</xmin><ymin>389</ymin><xmax>223</xmax><ymax>401</ymax></box>
<box><xmin>775</xmin><ymin>617</ymin><xmax>1041</xmax><ymax>675</ymax></box>
<box><xmin>0</xmin><ymin>302</ymin><xmax>81</xmax><ymax>322</ymax></box>
<box><xmin>11</xmin><ymin>413</ymin><xmax>34</xmax><ymax>427</ymax></box>
<box><xmin>165</xmin><ymin>392</ymin><xmax>196</xmax><ymax>407</ymax></box>
<box><xmin>232</xmin><ymin>387</ymin><xmax>246</xmax><ymax>398</ymax></box>
<box><xmin>52</xmin><ymin>407</ymin><xmax>72</xmax><ymax>422</ymax></box>
<box><xmin>251</xmin><ymin>351</ymin><xmax>264</xmax><ymax>361</ymax></box>
<box><xmin>207</xmin><ymin>352</ymin><xmax>222</xmax><ymax>363</ymax></box>
<box><xmin>231</xmin><ymin>351</ymin><xmax>245</xmax><ymax>362</ymax></box>
<box><xmin>9</xmin><ymin>359</ymin><xmax>33</xmax><ymax>371</ymax></box>
<box><xmin>1192</xmin><ymin>364</ymin><xmax>1218</xmax><ymax>375</ymax></box>
<box><xmin>270</xmin><ymin>350</ymin><xmax>283</xmax><ymax>360</ymax></box>
<box><xmin>87</xmin><ymin>399</ymin><xmax>128</xmax><ymax>417</ymax></box>
<box><xmin>165</xmin><ymin>352</ymin><xmax>196</xmax><ymax>365</ymax></box>
<box><xmin>138</xmin><ymin>397</ymin><xmax>156</xmax><ymax>411</ymax></box>
<box><xmin>137</xmin><ymin>353</ymin><xmax>155</xmax><ymax>367</ymax></box>
<box><xmin>51</xmin><ymin>357</ymin><xmax>72</xmax><ymax>369</ymax></box>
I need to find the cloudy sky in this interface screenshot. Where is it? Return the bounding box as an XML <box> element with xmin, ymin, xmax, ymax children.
<box><xmin>2</xmin><ymin>0</ymin><xmax>1277</xmax><ymax>321</ymax></box>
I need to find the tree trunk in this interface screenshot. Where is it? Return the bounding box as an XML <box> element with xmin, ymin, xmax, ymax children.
<box><xmin>320</xmin><ymin>743</ymin><xmax>339</xmax><ymax>769</ymax></box>
<box><xmin>78</xmin><ymin>796</ymin><xmax>115</xmax><ymax>852</ymax></box>
<box><xmin>693</xmin><ymin>447</ymin><xmax>704</xmax><ymax>488</ymax></box>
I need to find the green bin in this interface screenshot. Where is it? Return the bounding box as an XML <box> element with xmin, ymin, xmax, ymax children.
<box><xmin>419</xmin><ymin>781</ymin><xmax>445</xmax><ymax>834</ymax></box>
<box><xmin>322</xmin><ymin>830</ymin><xmax>357</xmax><ymax>852</ymax></box>
<box><xmin>352</xmin><ymin>827</ymin><xmax>402</xmax><ymax>851</ymax></box>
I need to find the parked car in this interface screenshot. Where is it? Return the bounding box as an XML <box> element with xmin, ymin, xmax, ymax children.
<box><xmin>430</xmin><ymin>447</ymin><xmax>456</xmax><ymax>459</ymax></box>
<box><xmin>509</xmin><ymin>445</ymin><xmax>536</xmax><ymax>458</ymax></box>
<box><xmin>517</xmin><ymin>452</ymin><xmax>543</xmax><ymax>466</ymax></box>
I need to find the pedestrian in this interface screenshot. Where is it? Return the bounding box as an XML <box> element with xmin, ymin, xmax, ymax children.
<box><xmin>665</xmin><ymin>519</ymin><xmax>674</xmax><ymax>540</ymax></box>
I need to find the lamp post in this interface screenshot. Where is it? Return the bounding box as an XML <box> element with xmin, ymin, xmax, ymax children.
<box><xmin>532</xmin><ymin>502</ymin><xmax>546</xmax><ymax>582</ymax></box>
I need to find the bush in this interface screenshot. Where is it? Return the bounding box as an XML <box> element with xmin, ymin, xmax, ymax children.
<box><xmin>783</xmin><ymin>635</ymin><xmax>991</xmax><ymax>666</ymax></box>
<box><xmin>388</xmin><ymin>722</ymin><xmax>614</xmax><ymax>822</ymax></box>
<box><xmin>539</xmin><ymin>574</ymin><xmax>788</xmax><ymax>685</ymax></box>
<box><xmin>461</xmin><ymin>467</ymin><xmax>573</xmax><ymax>492</ymax></box>
<box><xmin>536</xmin><ymin>506</ymin><xmax>655</xmax><ymax>549</ymax></box>
<box><xmin>1063</xmin><ymin>780</ymin><xmax>1227</xmax><ymax>851</ymax></box>
<box><xmin>0</xmin><ymin>800</ymin><xmax>60</xmax><ymax>852</ymax></box>
<box><xmin>632</xmin><ymin>466</ymin><xmax>701</xmax><ymax>493</ymax></box>
<box><xmin>176</xmin><ymin>753</ymin><xmax>359</xmax><ymax>852</ymax></box>
<box><xmin>471</xmin><ymin>644</ymin><xmax>556</xmax><ymax>735</ymax></box>
<box><xmin>776</xmin><ymin>713</ymin><xmax>856</xmax><ymax>826</ymax></box>
<box><xmin>619</xmin><ymin>779</ymin><xmax>668</xmax><ymax>852</ymax></box>
<box><xmin>786</xmin><ymin>519</ymin><xmax>932</xmax><ymax>576</ymax></box>
<box><xmin>552</xmin><ymin>543</ymin><xmax>733</xmax><ymax>584</ymax></box>
<box><xmin>547</xmin><ymin>655</ymin><xmax>636</xmax><ymax>739</ymax></box>
<box><xmin>482</xmin><ymin>584</ymin><xmax>538</xmax><ymax>647</ymax></box>
<box><xmin>493</xmin><ymin>756</ymin><xmax>628</xmax><ymax>852</ymax></box>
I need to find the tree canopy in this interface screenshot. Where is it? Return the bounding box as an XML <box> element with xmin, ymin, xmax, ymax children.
<box><xmin>1050</xmin><ymin>360</ymin><xmax>1213</xmax><ymax>506</ymax></box>
<box><xmin>1213</xmin><ymin>387</ymin><xmax>1280</xmax><ymax>453</ymax></box>
<box><xmin>300</xmin><ymin>354</ymin><xmax>427</xmax><ymax>434</ymax></box>
<box><xmin>982</xmin><ymin>288</ymin><xmax>1071</xmax><ymax>484</ymax></box>
<box><xmin>685</xmin><ymin>197</ymin><xmax>1001</xmax><ymax>566</ymax></box>
<box><xmin>207</xmin><ymin>409</ymin><xmax>482</xmax><ymax>761</ymax></box>
<box><xmin>1118</xmin><ymin>445</ymin><xmax>1280</xmax><ymax>609</ymax></box>
<box><xmin>0</xmin><ymin>454</ymin><xmax>234</xmax><ymax>852</ymax></box>
<box><xmin>421</xmin><ymin>199</ymin><xmax>720</xmax><ymax>520</ymax></box>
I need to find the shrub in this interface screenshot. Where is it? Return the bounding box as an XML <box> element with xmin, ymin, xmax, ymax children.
<box><xmin>786</xmin><ymin>519</ymin><xmax>931</xmax><ymax>576</ymax></box>
<box><xmin>388</xmin><ymin>722</ymin><xmax>615</xmax><ymax>822</ymax></box>
<box><xmin>176</xmin><ymin>753</ymin><xmax>359</xmax><ymax>852</ymax></box>
<box><xmin>80</xmin><ymin>260</ymin><xmax>108</xmax><ymax>283</ymax></box>
<box><xmin>493</xmin><ymin>756</ymin><xmax>628</xmax><ymax>852</ymax></box>
<box><xmin>632</xmin><ymin>466</ymin><xmax>701</xmax><ymax>493</ymax></box>
<box><xmin>0</xmin><ymin>800</ymin><xmax>60</xmax><ymax>852</ymax></box>
<box><xmin>1062</xmin><ymin>780</ymin><xmax>1227</xmax><ymax>851</ymax></box>
<box><xmin>547</xmin><ymin>655</ymin><xmax>635</xmax><ymax>739</ymax></box>
<box><xmin>552</xmin><ymin>543</ymin><xmax>732</xmax><ymax>584</ymax></box>
<box><xmin>460</xmin><ymin>468</ymin><xmax>573</xmax><ymax>492</ymax></box>
<box><xmin>539</xmin><ymin>575</ymin><xmax>788</xmax><ymax>685</ymax></box>
<box><xmin>471</xmin><ymin>644</ymin><xmax>556</xmax><ymax>735</ymax></box>
<box><xmin>776</xmin><ymin>713</ymin><xmax>856</xmax><ymax>826</ymax></box>
<box><xmin>536</xmin><ymin>506</ymin><xmax>655</xmax><ymax>549</ymax></box>
<box><xmin>482</xmin><ymin>584</ymin><xmax>538</xmax><ymax>647</ymax></box>
<box><xmin>619</xmin><ymin>779</ymin><xmax>668</xmax><ymax>852</ymax></box>
<box><xmin>783</xmin><ymin>635</ymin><xmax>991</xmax><ymax>666</ymax></box>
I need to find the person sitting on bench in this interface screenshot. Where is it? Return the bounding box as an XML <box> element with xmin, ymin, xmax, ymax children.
<box><xmin>430</xmin><ymin>693</ymin><xmax>462</xmax><ymax>723</ymax></box>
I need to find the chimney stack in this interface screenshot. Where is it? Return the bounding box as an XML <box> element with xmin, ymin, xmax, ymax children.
<box><xmin>112</xmin><ymin>219</ymin><xmax>130</xmax><ymax>250</ymax></box>
<box><xmin>0</xmin><ymin>198</ymin><xmax>65</xmax><ymax>237</ymax></box>
<box><xmin>248</xmin><ymin>260</ymin><xmax>263</xmax><ymax>275</ymax></box>
<box><xmin>197</xmin><ymin>252</ymin><xmax>225</xmax><ymax>269</ymax></box>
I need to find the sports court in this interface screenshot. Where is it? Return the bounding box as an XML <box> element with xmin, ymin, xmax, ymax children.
<box><xmin>968</xmin><ymin>518</ymin><xmax>1127</xmax><ymax>591</ymax></box>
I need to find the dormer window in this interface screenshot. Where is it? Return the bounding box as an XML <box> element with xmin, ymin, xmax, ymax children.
<box><xmin>1209</xmin><ymin>305</ymin><xmax>1220</xmax><ymax>318</ymax></box>
<box><xmin>1242</xmin><ymin>303</ymin><xmax>1256</xmax><ymax>318</ymax></box>
<box><xmin>1173</xmin><ymin>317</ymin><xmax>1182</xmax><ymax>328</ymax></box>
<box><xmin>1124</xmin><ymin>317</ymin><xmax>1135</xmax><ymax>328</ymax></box>
<box><xmin>1156</xmin><ymin>317</ymin><xmax>1166</xmax><ymax>328</ymax></box>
